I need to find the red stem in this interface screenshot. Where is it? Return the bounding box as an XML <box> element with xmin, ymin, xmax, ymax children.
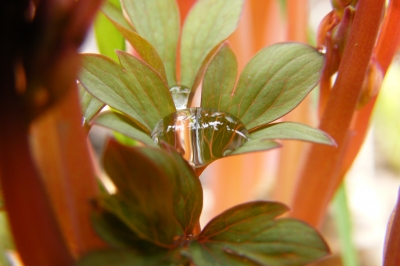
<box><xmin>289</xmin><ymin>0</ymin><xmax>385</xmax><ymax>227</ymax></box>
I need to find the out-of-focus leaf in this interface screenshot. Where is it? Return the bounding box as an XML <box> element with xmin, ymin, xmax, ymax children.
<box><xmin>250</xmin><ymin>122</ymin><xmax>336</xmax><ymax>146</ymax></box>
<box><xmin>180</xmin><ymin>0</ymin><xmax>244</xmax><ymax>89</ymax></box>
<box><xmin>78</xmin><ymin>83</ymin><xmax>105</xmax><ymax>123</ymax></box>
<box><xmin>77</xmin><ymin>248</ymin><xmax>187</xmax><ymax>266</ymax></box>
<box><xmin>122</xmin><ymin>0</ymin><xmax>179</xmax><ymax>86</ymax></box>
<box><xmin>102</xmin><ymin>3</ymin><xmax>168</xmax><ymax>81</ymax></box>
<box><xmin>101</xmin><ymin>1</ymin><xmax>134</xmax><ymax>30</ymax></box>
<box><xmin>101</xmin><ymin>140</ymin><xmax>183</xmax><ymax>247</ymax></box>
<box><xmin>139</xmin><ymin>144</ymin><xmax>203</xmax><ymax>235</ymax></box>
<box><xmin>227</xmin><ymin>139</ymin><xmax>281</xmax><ymax>156</ymax></box>
<box><xmin>91</xmin><ymin>211</ymin><xmax>148</xmax><ymax>249</ymax></box>
<box><xmin>0</xmin><ymin>212</ymin><xmax>14</xmax><ymax>266</ymax></box>
<box><xmin>93</xmin><ymin>111</ymin><xmax>156</xmax><ymax>147</ymax></box>
<box><xmin>333</xmin><ymin>183</ymin><xmax>359</xmax><ymax>266</ymax></box>
<box><xmin>223</xmin><ymin>43</ymin><xmax>324</xmax><ymax>130</ymax></box>
<box><xmin>190</xmin><ymin>201</ymin><xmax>329</xmax><ymax>266</ymax></box>
<box><xmin>94</xmin><ymin>0</ymin><xmax>125</xmax><ymax>61</ymax></box>
<box><xmin>79</xmin><ymin>53</ymin><xmax>175</xmax><ymax>132</ymax></box>
<box><xmin>201</xmin><ymin>43</ymin><xmax>237</xmax><ymax>112</ymax></box>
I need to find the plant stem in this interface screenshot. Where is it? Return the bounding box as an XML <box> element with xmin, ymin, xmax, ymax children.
<box><xmin>289</xmin><ymin>0</ymin><xmax>385</xmax><ymax>228</ymax></box>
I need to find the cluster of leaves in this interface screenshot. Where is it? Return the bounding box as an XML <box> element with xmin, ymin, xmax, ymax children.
<box><xmin>77</xmin><ymin>0</ymin><xmax>333</xmax><ymax>264</ymax></box>
<box><xmin>78</xmin><ymin>0</ymin><xmax>334</xmax><ymax>162</ymax></box>
<box><xmin>78</xmin><ymin>139</ymin><xmax>329</xmax><ymax>265</ymax></box>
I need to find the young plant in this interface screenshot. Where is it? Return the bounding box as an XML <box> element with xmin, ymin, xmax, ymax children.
<box><xmin>76</xmin><ymin>0</ymin><xmax>335</xmax><ymax>265</ymax></box>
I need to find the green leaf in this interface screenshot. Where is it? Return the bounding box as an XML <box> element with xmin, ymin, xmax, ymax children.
<box><xmin>227</xmin><ymin>43</ymin><xmax>324</xmax><ymax>129</ymax></box>
<box><xmin>201</xmin><ymin>43</ymin><xmax>237</xmax><ymax>112</ymax></box>
<box><xmin>180</xmin><ymin>0</ymin><xmax>244</xmax><ymax>89</ymax></box>
<box><xmin>250</xmin><ymin>122</ymin><xmax>336</xmax><ymax>145</ymax></box>
<box><xmin>91</xmin><ymin>210</ymin><xmax>149</xmax><ymax>249</ymax></box>
<box><xmin>79</xmin><ymin>52</ymin><xmax>175</xmax><ymax>132</ymax></box>
<box><xmin>78</xmin><ymin>83</ymin><xmax>105</xmax><ymax>123</ymax></box>
<box><xmin>227</xmin><ymin>139</ymin><xmax>281</xmax><ymax>156</ymax></box>
<box><xmin>94</xmin><ymin>0</ymin><xmax>125</xmax><ymax>61</ymax></box>
<box><xmin>77</xmin><ymin>248</ymin><xmax>188</xmax><ymax>266</ymax></box>
<box><xmin>122</xmin><ymin>0</ymin><xmax>179</xmax><ymax>86</ymax></box>
<box><xmin>93</xmin><ymin>111</ymin><xmax>157</xmax><ymax>147</ymax></box>
<box><xmin>102</xmin><ymin>2</ymin><xmax>168</xmax><ymax>81</ymax></box>
<box><xmin>130</xmin><ymin>144</ymin><xmax>203</xmax><ymax>235</ymax></box>
<box><xmin>101</xmin><ymin>140</ymin><xmax>183</xmax><ymax>247</ymax></box>
<box><xmin>202</xmin><ymin>43</ymin><xmax>323</xmax><ymax>130</ymax></box>
<box><xmin>101</xmin><ymin>1</ymin><xmax>134</xmax><ymax>30</ymax></box>
<box><xmin>190</xmin><ymin>201</ymin><xmax>329</xmax><ymax>266</ymax></box>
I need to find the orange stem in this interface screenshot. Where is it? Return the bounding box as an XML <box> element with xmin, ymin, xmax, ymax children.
<box><xmin>290</xmin><ymin>0</ymin><xmax>385</xmax><ymax>228</ymax></box>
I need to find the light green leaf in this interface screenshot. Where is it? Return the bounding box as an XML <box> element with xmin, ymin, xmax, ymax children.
<box><xmin>180</xmin><ymin>0</ymin><xmax>244</xmax><ymax>89</ymax></box>
<box><xmin>227</xmin><ymin>139</ymin><xmax>281</xmax><ymax>156</ymax></box>
<box><xmin>93</xmin><ymin>111</ymin><xmax>157</xmax><ymax>147</ymax></box>
<box><xmin>101</xmin><ymin>1</ymin><xmax>134</xmax><ymax>30</ymax></box>
<box><xmin>102</xmin><ymin>2</ymin><xmax>168</xmax><ymax>81</ymax></box>
<box><xmin>122</xmin><ymin>0</ymin><xmax>179</xmax><ymax>86</ymax></box>
<box><xmin>190</xmin><ymin>201</ymin><xmax>329</xmax><ymax>266</ymax></box>
<box><xmin>250</xmin><ymin>122</ymin><xmax>336</xmax><ymax>146</ymax></box>
<box><xmin>226</xmin><ymin>43</ymin><xmax>324</xmax><ymax>130</ymax></box>
<box><xmin>79</xmin><ymin>53</ymin><xmax>175</xmax><ymax>132</ymax></box>
<box><xmin>201</xmin><ymin>43</ymin><xmax>237</xmax><ymax>112</ymax></box>
<box><xmin>78</xmin><ymin>83</ymin><xmax>105</xmax><ymax>123</ymax></box>
<box><xmin>94</xmin><ymin>0</ymin><xmax>125</xmax><ymax>61</ymax></box>
<box><xmin>101</xmin><ymin>140</ymin><xmax>183</xmax><ymax>247</ymax></box>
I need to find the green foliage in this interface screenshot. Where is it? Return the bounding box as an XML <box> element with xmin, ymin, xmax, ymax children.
<box><xmin>190</xmin><ymin>202</ymin><xmax>329</xmax><ymax>265</ymax></box>
<box><xmin>180</xmin><ymin>0</ymin><xmax>244</xmax><ymax>90</ymax></box>
<box><xmin>78</xmin><ymin>143</ymin><xmax>329</xmax><ymax>265</ymax></box>
<box><xmin>93</xmin><ymin>111</ymin><xmax>156</xmax><ymax>147</ymax></box>
<box><xmin>94</xmin><ymin>0</ymin><xmax>125</xmax><ymax>62</ymax></box>
<box><xmin>202</xmin><ymin>42</ymin><xmax>325</xmax><ymax>130</ymax></box>
<box><xmin>79</xmin><ymin>52</ymin><xmax>175</xmax><ymax>132</ymax></box>
<box><xmin>78</xmin><ymin>1</ymin><xmax>333</xmax><ymax>265</ymax></box>
<box><xmin>122</xmin><ymin>0</ymin><xmax>179</xmax><ymax>86</ymax></box>
<box><xmin>78</xmin><ymin>83</ymin><xmax>104</xmax><ymax>124</ymax></box>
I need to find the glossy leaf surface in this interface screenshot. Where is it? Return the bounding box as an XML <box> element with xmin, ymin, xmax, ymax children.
<box><xmin>250</xmin><ymin>122</ymin><xmax>336</xmax><ymax>145</ymax></box>
<box><xmin>122</xmin><ymin>0</ymin><xmax>179</xmax><ymax>85</ymax></box>
<box><xmin>79</xmin><ymin>52</ymin><xmax>175</xmax><ymax>132</ymax></box>
<box><xmin>94</xmin><ymin>0</ymin><xmax>125</xmax><ymax>62</ymax></box>
<box><xmin>102</xmin><ymin>2</ymin><xmax>168</xmax><ymax>81</ymax></box>
<box><xmin>202</xmin><ymin>43</ymin><xmax>324</xmax><ymax>130</ymax></box>
<box><xmin>180</xmin><ymin>0</ymin><xmax>244</xmax><ymax>89</ymax></box>
<box><xmin>78</xmin><ymin>83</ymin><xmax>104</xmax><ymax>123</ymax></box>
<box><xmin>93</xmin><ymin>111</ymin><xmax>156</xmax><ymax>147</ymax></box>
<box><xmin>190</xmin><ymin>201</ymin><xmax>329</xmax><ymax>266</ymax></box>
<box><xmin>101</xmin><ymin>140</ymin><xmax>181</xmax><ymax>247</ymax></box>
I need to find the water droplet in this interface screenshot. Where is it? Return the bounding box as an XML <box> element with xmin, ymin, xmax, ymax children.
<box><xmin>318</xmin><ymin>45</ymin><xmax>327</xmax><ymax>54</ymax></box>
<box><xmin>151</xmin><ymin>108</ymin><xmax>249</xmax><ymax>168</ymax></box>
<box><xmin>169</xmin><ymin>85</ymin><xmax>190</xmax><ymax>110</ymax></box>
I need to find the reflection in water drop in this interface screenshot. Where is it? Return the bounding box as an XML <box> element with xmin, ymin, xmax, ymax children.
<box><xmin>317</xmin><ymin>45</ymin><xmax>327</xmax><ymax>54</ymax></box>
<box><xmin>151</xmin><ymin>108</ymin><xmax>249</xmax><ymax>168</ymax></box>
<box><xmin>169</xmin><ymin>85</ymin><xmax>190</xmax><ymax>110</ymax></box>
